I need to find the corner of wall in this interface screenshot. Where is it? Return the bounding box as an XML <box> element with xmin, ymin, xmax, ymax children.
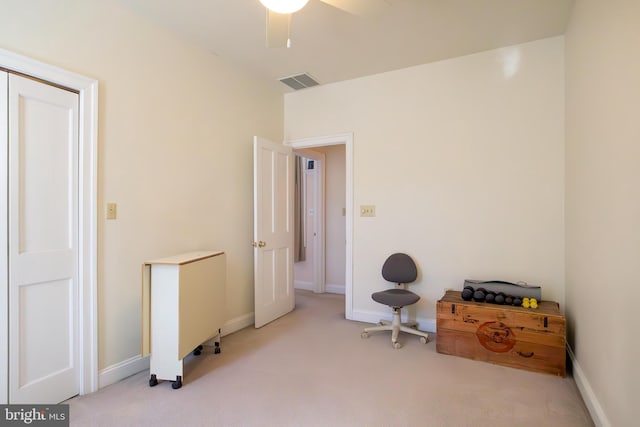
<box><xmin>566</xmin><ymin>345</ymin><xmax>611</xmax><ymax>427</ymax></box>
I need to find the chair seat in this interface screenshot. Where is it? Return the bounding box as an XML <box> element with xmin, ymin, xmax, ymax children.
<box><xmin>372</xmin><ymin>288</ymin><xmax>420</xmax><ymax>308</ymax></box>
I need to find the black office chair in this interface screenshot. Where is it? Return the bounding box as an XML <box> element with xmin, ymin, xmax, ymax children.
<box><xmin>361</xmin><ymin>253</ymin><xmax>430</xmax><ymax>349</ymax></box>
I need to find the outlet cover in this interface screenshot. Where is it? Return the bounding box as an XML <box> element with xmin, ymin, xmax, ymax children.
<box><xmin>360</xmin><ymin>205</ymin><xmax>375</xmax><ymax>217</ymax></box>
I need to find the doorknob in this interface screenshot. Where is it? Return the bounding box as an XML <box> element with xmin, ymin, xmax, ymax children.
<box><xmin>252</xmin><ymin>241</ymin><xmax>266</xmax><ymax>248</ymax></box>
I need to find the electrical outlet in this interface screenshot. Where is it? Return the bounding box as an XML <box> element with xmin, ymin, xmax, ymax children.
<box><xmin>106</xmin><ymin>202</ymin><xmax>117</xmax><ymax>220</ymax></box>
<box><xmin>360</xmin><ymin>205</ymin><xmax>376</xmax><ymax>217</ymax></box>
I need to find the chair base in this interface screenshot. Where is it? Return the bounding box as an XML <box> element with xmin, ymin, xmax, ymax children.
<box><xmin>361</xmin><ymin>307</ymin><xmax>429</xmax><ymax>349</ymax></box>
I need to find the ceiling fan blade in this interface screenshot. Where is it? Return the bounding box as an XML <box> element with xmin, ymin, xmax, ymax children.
<box><xmin>319</xmin><ymin>0</ymin><xmax>390</xmax><ymax>17</ymax></box>
<box><xmin>265</xmin><ymin>9</ymin><xmax>290</xmax><ymax>48</ymax></box>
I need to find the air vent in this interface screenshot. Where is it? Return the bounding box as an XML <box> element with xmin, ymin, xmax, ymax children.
<box><xmin>278</xmin><ymin>73</ymin><xmax>320</xmax><ymax>90</ymax></box>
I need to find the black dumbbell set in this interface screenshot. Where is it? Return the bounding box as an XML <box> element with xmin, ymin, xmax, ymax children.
<box><xmin>461</xmin><ymin>285</ymin><xmax>523</xmax><ymax>307</ymax></box>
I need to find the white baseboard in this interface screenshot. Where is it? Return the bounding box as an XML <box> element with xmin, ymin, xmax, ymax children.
<box><xmin>351</xmin><ymin>308</ymin><xmax>389</xmax><ymax>325</ymax></box>
<box><xmin>325</xmin><ymin>283</ymin><xmax>345</xmax><ymax>294</ymax></box>
<box><xmin>352</xmin><ymin>309</ymin><xmax>436</xmax><ymax>333</ymax></box>
<box><xmin>294</xmin><ymin>280</ymin><xmax>314</xmax><ymax>291</ymax></box>
<box><xmin>221</xmin><ymin>312</ymin><xmax>254</xmax><ymax>337</ymax></box>
<box><xmin>417</xmin><ymin>318</ymin><xmax>437</xmax><ymax>333</ymax></box>
<box><xmin>98</xmin><ymin>354</ymin><xmax>150</xmax><ymax>389</ymax></box>
<box><xmin>295</xmin><ymin>281</ymin><xmax>345</xmax><ymax>295</ymax></box>
<box><xmin>99</xmin><ymin>313</ymin><xmax>255</xmax><ymax>389</ymax></box>
<box><xmin>567</xmin><ymin>345</ymin><xmax>610</xmax><ymax>427</ymax></box>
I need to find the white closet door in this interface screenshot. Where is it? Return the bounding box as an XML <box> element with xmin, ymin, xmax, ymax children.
<box><xmin>0</xmin><ymin>71</ymin><xmax>8</xmax><ymax>405</ymax></box>
<box><xmin>8</xmin><ymin>73</ymin><xmax>80</xmax><ymax>404</ymax></box>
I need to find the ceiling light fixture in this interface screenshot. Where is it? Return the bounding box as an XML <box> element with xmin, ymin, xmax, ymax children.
<box><xmin>259</xmin><ymin>0</ymin><xmax>310</xmax><ymax>14</ymax></box>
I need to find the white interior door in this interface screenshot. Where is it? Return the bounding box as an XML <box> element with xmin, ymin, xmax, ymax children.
<box><xmin>253</xmin><ymin>136</ymin><xmax>295</xmax><ymax>328</ymax></box>
<box><xmin>7</xmin><ymin>73</ymin><xmax>80</xmax><ymax>404</ymax></box>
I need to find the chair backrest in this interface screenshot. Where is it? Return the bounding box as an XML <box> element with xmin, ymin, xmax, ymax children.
<box><xmin>381</xmin><ymin>253</ymin><xmax>417</xmax><ymax>284</ymax></box>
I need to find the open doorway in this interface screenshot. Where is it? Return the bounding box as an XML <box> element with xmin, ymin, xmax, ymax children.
<box><xmin>293</xmin><ymin>150</ymin><xmax>326</xmax><ymax>293</ymax></box>
<box><xmin>287</xmin><ymin>134</ymin><xmax>354</xmax><ymax>319</ymax></box>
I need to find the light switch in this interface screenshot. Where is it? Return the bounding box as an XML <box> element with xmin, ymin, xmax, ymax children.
<box><xmin>360</xmin><ymin>205</ymin><xmax>376</xmax><ymax>217</ymax></box>
<box><xmin>106</xmin><ymin>202</ymin><xmax>117</xmax><ymax>220</ymax></box>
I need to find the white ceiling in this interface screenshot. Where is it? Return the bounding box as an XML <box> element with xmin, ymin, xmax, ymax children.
<box><xmin>118</xmin><ymin>0</ymin><xmax>575</xmax><ymax>91</ymax></box>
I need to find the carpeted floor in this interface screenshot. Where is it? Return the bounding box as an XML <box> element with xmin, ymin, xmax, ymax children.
<box><xmin>68</xmin><ymin>290</ymin><xmax>593</xmax><ymax>426</ymax></box>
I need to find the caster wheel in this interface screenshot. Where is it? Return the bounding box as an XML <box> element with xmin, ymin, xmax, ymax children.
<box><xmin>361</xmin><ymin>331</ymin><xmax>369</xmax><ymax>339</ymax></box>
<box><xmin>214</xmin><ymin>342</ymin><xmax>221</xmax><ymax>354</ymax></box>
<box><xmin>171</xmin><ymin>376</ymin><xmax>182</xmax><ymax>390</ymax></box>
<box><xmin>420</xmin><ymin>336</ymin><xmax>428</xmax><ymax>344</ymax></box>
<box><xmin>393</xmin><ymin>342</ymin><xmax>402</xmax><ymax>349</ymax></box>
<box><xmin>149</xmin><ymin>374</ymin><xmax>158</xmax><ymax>387</ymax></box>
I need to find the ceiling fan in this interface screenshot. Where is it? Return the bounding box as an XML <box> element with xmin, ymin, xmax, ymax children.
<box><xmin>259</xmin><ymin>0</ymin><xmax>390</xmax><ymax>48</ymax></box>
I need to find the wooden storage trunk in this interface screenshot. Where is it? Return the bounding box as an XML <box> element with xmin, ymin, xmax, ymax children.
<box><xmin>436</xmin><ymin>290</ymin><xmax>566</xmax><ymax>376</ymax></box>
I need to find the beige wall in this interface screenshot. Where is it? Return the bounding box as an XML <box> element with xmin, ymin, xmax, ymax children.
<box><xmin>565</xmin><ymin>1</ymin><xmax>639</xmax><ymax>425</ymax></box>
<box><xmin>285</xmin><ymin>37</ymin><xmax>565</xmax><ymax>326</ymax></box>
<box><xmin>0</xmin><ymin>0</ymin><xmax>283</xmax><ymax>370</ymax></box>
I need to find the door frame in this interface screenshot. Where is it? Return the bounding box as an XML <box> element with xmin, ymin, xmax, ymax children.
<box><xmin>0</xmin><ymin>48</ymin><xmax>99</xmax><ymax>400</ymax></box>
<box><xmin>286</xmin><ymin>133</ymin><xmax>354</xmax><ymax>320</ymax></box>
<box><xmin>0</xmin><ymin>70</ymin><xmax>7</xmax><ymax>405</ymax></box>
<box><xmin>293</xmin><ymin>149</ymin><xmax>325</xmax><ymax>293</ymax></box>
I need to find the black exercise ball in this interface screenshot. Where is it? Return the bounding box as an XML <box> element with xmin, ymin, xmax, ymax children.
<box><xmin>461</xmin><ymin>288</ymin><xmax>474</xmax><ymax>301</ymax></box>
<box><xmin>472</xmin><ymin>290</ymin><xmax>486</xmax><ymax>302</ymax></box>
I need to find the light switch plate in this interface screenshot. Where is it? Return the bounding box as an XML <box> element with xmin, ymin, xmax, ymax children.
<box><xmin>106</xmin><ymin>202</ymin><xmax>117</xmax><ymax>220</ymax></box>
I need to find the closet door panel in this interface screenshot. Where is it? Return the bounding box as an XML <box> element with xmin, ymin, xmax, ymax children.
<box><xmin>8</xmin><ymin>73</ymin><xmax>80</xmax><ymax>404</ymax></box>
